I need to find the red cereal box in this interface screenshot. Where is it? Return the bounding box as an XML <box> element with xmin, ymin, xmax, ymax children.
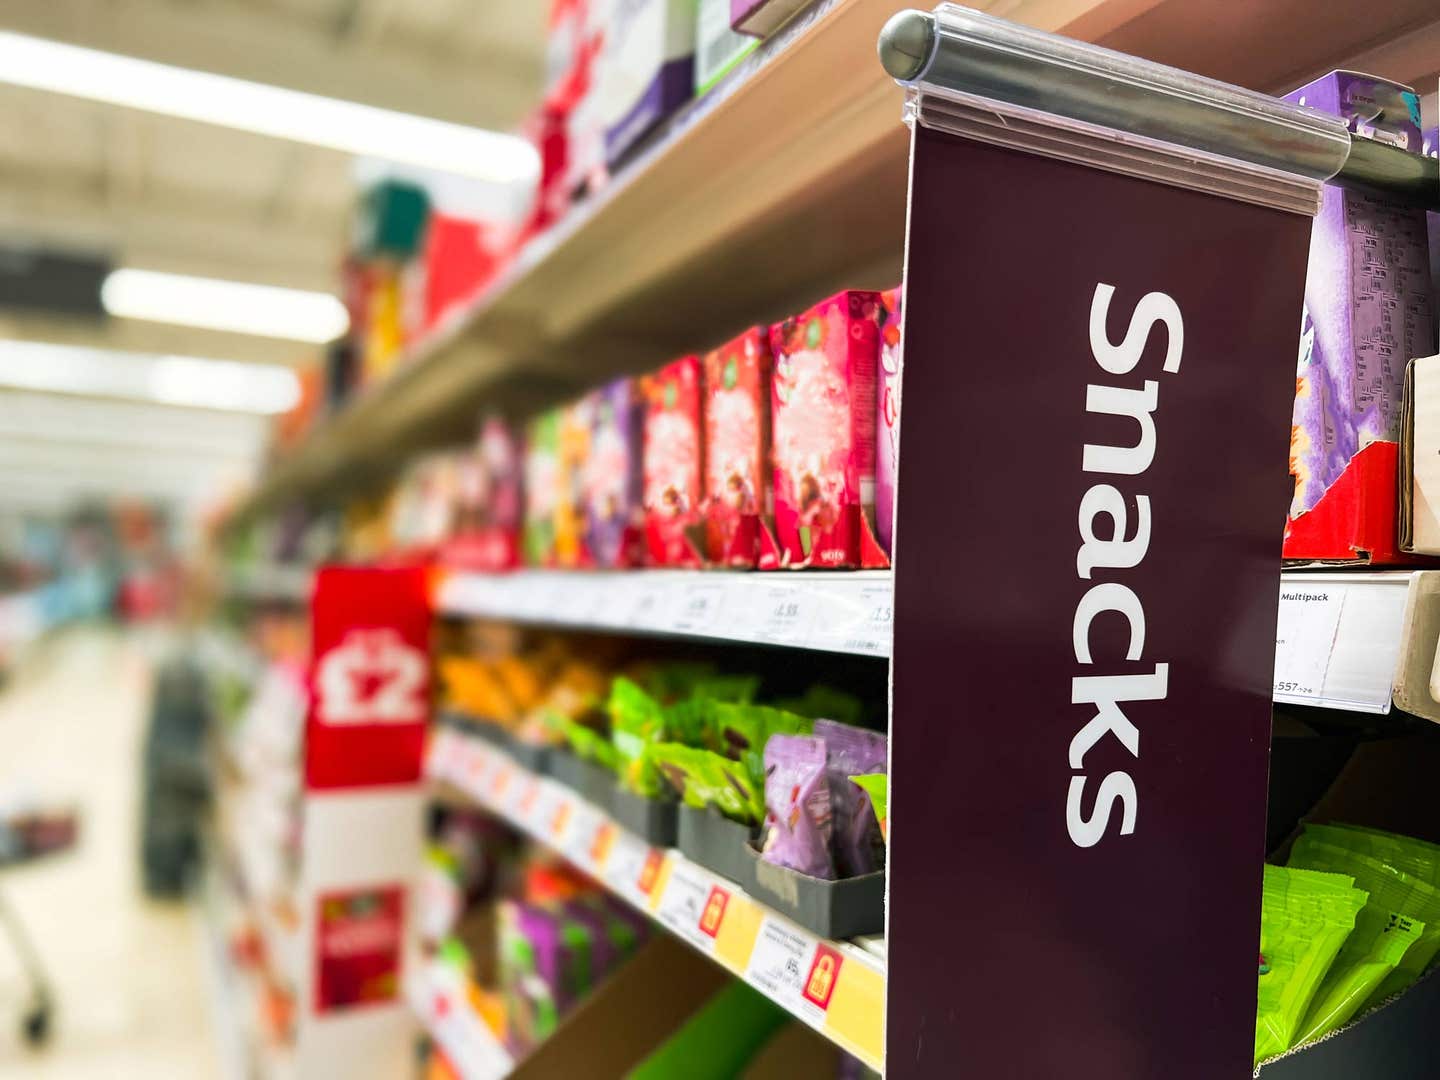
<box><xmin>703</xmin><ymin>328</ymin><xmax>775</xmax><ymax>568</ymax></box>
<box><xmin>642</xmin><ymin>356</ymin><xmax>705</xmax><ymax>567</ymax></box>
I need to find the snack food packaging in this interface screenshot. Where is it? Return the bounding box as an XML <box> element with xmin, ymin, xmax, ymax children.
<box><xmin>1254</xmin><ymin>864</ymin><xmax>1367</xmax><ymax>1066</ymax></box>
<box><xmin>523</xmin><ymin>410</ymin><xmax>562</xmax><ymax>566</ymax></box>
<box><xmin>696</xmin><ymin>0</ymin><xmax>757</xmax><ymax>94</ymax></box>
<box><xmin>555</xmin><ymin>395</ymin><xmax>595</xmax><ymax>567</ymax></box>
<box><xmin>703</xmin><ymin>327</ymin><xmax>775</xmax><ymax>567</ymax></box>
<box><xmin>642</xmin><ymin>355</ymin><xmax>705</xmax><ymax>566</ymax></box>
<box><xmin>761</xmin><ymin>734</ymin><xmax>835</xmax><ymax>880</ymax></box>
<box><xmin>1288</xmin><ymin>830</ymin><xmax>1440</xmax><ymax>1005</ymax></box>
<box><xmin>1282</xmin><ymin>71</ymin><xmax>1436</xmax><ymax>563</ymax></box>
<box><xmin>447</xmin><ymin>416</ymin><xmax>522</xmax><ymax>570</ymax></box>
<box><xmin>597</xmin><ymin>0</ymin><xmax>697</xmax><ymax>166</ymax></box>
<box><xmin>849</xmin><ymin>774</ymin><xmax>887</xmax><ymax>842</ymax></box>
<box><xmin>770</xmin><ymin>290</ymin><xmax>887</xmax><ymax>568</ymax></box>
<box><xmin>814</xmin><ymin>719</ymin><xmax>886</xmax><ymax>876</ymax></box>
<box><xmin>876</xmin><ymin>286</ymin><xmax>903</xmax><ymax>557</ymax></box>
<box><xmin>585</xmin><ymin>377</ymin><xmax>645</xmax><ymax>567</ymax></box>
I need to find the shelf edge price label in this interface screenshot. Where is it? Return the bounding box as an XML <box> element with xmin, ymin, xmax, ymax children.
<box><xmin>601</xmin><ymin>831</ymin><xmax>653</xmax><ymax>905</ymax></box>
<box><xmin>668</xmin><ymin>582</ymin><xmax>725</xmax><ymax>635</ymax></box>
<box><xmin>744</xmin><ymin>915</ymin><xmax>833</xmax><ymax>1026</ymax></box>
<box><xmin>654</xmin><ymin>858</ymin><xmax>719</xmax><ymax>952</ymax></box>
<box><xmin>588</xmin><ymin>821</ymin><xmax>616</xmax><ymax>871</ymax></box>
<box><xmin>1271</xmin><ymin>584</ymin><xmax>1346</xmax><ymax>705</ymax></box>
<box><xmin>624</xmin><ymin>581</ymin><xmax>665</xmax><ymax>630</ymax></box>
<box><xmin>756</xmin><ymin>585</ymin><xmax>815</xmax><ymax>646</ymax></box>
<box><xmin>557</xmin><ymin>802</ymin><xmax>600</xmax><ymax>869</ymax></box>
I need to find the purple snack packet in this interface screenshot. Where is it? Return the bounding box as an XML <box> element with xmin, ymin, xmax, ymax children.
<box><xmin>815</xmin><ymin>719</ymin><xmax>887</xmax><ymax>877</ymax></box>
<box><xmin>762</xmin><ymin>734</ymin><xmax>835</xmax><ymax>879</ymax></box>
<box><xmin>585</xmin><ymin>377</ymin><xmax>645</xmax><ymax>567</ymax></box>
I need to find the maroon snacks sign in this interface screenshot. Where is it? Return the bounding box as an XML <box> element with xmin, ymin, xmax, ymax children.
<box><xmin>886</xmin><ymin>126</ymin><xmax>1312</xmax><ymax>1077</ymax></box>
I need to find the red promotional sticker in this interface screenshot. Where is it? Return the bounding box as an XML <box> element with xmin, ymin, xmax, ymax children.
<box><xmin>802</xmin><ymin>944</ymin><xmax>843</xmax><ymax>1010</ymax></box>
<box><xmin>314</xmin><ymin>885</ymin><xmax>405</xmax><ymax>1013</ymax></box>
<box><xmin>698</xmin><ymin>886</ymin><xmax>729</xmax><ymax>938</ymax></box>
<box><xmin>306</xmin><ymin>566</ymin><xmax>431</xmax><ymax>790</ymax></box>
<box><xmin>637</xmin><ymin>849</ymin><xmax>664</xmax><ymax>896</ymax></box>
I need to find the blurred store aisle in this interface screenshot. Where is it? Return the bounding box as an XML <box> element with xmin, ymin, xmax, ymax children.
<box><xmin>0</xmin><ymin>628</ymin><xmax>221</xmax><ymax>1079</ymax></box>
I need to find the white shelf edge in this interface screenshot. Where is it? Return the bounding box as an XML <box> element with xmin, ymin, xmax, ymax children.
<box><xmin>436</xmin><ymin>569</ymin><xmax>894</xmax><ymax>658</ymax></box>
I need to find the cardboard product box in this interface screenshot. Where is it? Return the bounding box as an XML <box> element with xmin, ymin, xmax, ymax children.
<box><xmin>584</xmin><ymin>377</ymin><xmax>646</xmax><ymax>568</ymax></box>
<box><xmin>770</xmin><ymin>290</ymin><xmax>888</xmax><ymax>569</ymax></box>
<box><xmin>1399</xmin><ymin>355</ymin><xmax>1440</xmax><ymax>553</ymax></box>
<box><xmin>729</xmin><ymin>0</ymin><xmax>809</xmax><ymax>38</ymax></box>
<box><xmin>598</xmin><ymin>0</ymin><xmax>697</xmax><ymax>167</ymax></box>
<box><xmin>1282</xmin><ymin>72</ymin><xmax>1437</xmax><ymax>564</ymax></box>
<box><xmin>1425</xmin><ymin>116</ymin><xmax>1438</xmax><ymax>354</ymax></box>
<box><xmin>556</xmin><ymin>395</ymin><xmax>596</xmax><ymax>568</ymax></box>
<box><xmin>876</xmin><ymin>286</ymin><xmax>903</xmax><ymax>560</ymax></box>
<box><xmin>642</xmin><ymin>356</ymin><xmax>706</xmax><ymax>567</ymax></box>
<box><xmin>443</xmin><ymin>416</ymin><xmax>523</xmax><ymax>571</ymax></box>
<box><xmin>697</xmin><ymin>0</ymin><xmax>757</xmax><ymax>94</ymax></box>
<box><xmin>523</xmin><ymin>410</ymin><xmax>562</xmax><ymax>567</ymax></box>
<box><xmin>702</xmin><ymin>327</ymin><xmax>776</xmax><ymax>568</ymax></box>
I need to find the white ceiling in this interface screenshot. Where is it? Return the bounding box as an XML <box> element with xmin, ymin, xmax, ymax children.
<box><xmin>0</xmin><ymin>0</ymin><xmax>547</xmax><ymax>521</ymax></box>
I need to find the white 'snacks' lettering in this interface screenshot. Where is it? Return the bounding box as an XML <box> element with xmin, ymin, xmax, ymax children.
<box><xmin>1067</xmin><ymin>283</ymin><xmax>1182</xmax><ymax>849</ymax></box>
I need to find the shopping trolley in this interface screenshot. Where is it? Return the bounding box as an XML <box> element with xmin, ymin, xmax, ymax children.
<box><xmin>0</xmin><ymin>806</ymin><xmax>78</xmax><ymax>1046</ymax></box>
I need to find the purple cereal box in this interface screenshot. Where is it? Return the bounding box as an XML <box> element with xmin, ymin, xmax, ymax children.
<box><xmin>1282</xmin><ymin>72</ymin><xmax>1436</xmax><ymax>560</ymax></box>
<box><xmin>585</xmin><ymin>377</ymin><xmax>645</xmax><ymax>567</ymax></box>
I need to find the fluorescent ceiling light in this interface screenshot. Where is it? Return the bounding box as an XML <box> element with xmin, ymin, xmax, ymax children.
<box><xmin>0</xmin><ymin>31</ymin><xmax>539</xmax><ymax>185</ymax></box>
<box><xmin>0</xmin><ymin>341</ymin><xmax>301</xmax><ymax>414</ymax></box>
<box><xmin>102</xmin><ymin>269</ymin><xmax>349</xmax><ymax>343</ymax></box>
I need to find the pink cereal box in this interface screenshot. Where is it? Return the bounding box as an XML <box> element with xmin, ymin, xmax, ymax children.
<box><xmin>642</xmin><ymin>356</ymin><xmax>705</xmax><ymax>567</ymax></box>
<box><xmin>703</xmin><ymin>328</ymin><xmax>774</xmax><ymax>568</ymax></box>
<box><xmin>770</xmin><ymin>290</ymin><xmax>887</xmax><ymax>569</ymax></box>
<box><xmin>876</xmin><ymin>286</ymin><xmax>902</xmax><ymax>559</ymax></box>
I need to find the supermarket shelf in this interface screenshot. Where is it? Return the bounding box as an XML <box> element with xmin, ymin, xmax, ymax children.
<box><xmin>233</xmin><ymin>0</ymin><xmax>1440</xmax><ymax>520</ymax></box>
<box><xmin>405</xmin><ymin>960</ymin><xmax>514</xmax><ymax>1080</ymax></box>
<box><xmin>435</xmin><ymin>569</ymin><xmax>894</xmax><ymax>657</ymax></box>
<box><xmin>439</xmin><ymin>567</ymin><xmax>1440</xmax><ymax>716</ymax></box>
<box><xmin>424</xmin><ymin>725</ymin><xmax>886</xmax><ymax>1071</ymax></box>
<box><xmin>240</xmin><ymin>0</ymin><xmax>910</xmax><ymax>515</ymax></box>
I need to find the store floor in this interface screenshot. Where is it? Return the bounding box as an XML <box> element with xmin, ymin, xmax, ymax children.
<box><xmin>0</xmin><ymin>627</ymin><xmax>222</xmax><ymax>1079</ymax></box>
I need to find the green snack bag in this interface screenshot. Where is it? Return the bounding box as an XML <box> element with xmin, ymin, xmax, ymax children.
<box><xmin>1254</xmin><ymin>865</ymin><xmax>1367</xmax><ymax>1067</ymax></box>
<box><xmin>1294</xmin><ymin>907</ymin><xmax>1423</xmax><ymax>1045</ymax></box>
<box><xmin>708</xmin><ymin>703</ymin><xmax>813</xmax><ymax>810</ymax></box>
<box><xmin>641</xmin><ymin>662</ymin><xmax>718</xmax><ymax>702</ymax></box>
<box><xmin>1289</xmin><ymin>833</ymin><xmax>1440</xmax><ymax>1003</ymax></box>
<box><xmin>664</xmin><ymin>675</ymin><xmax>763</xmax><ymax>748</ymax></box>
<box><xmin>1304</xmin><ymin>823</ymin><xmax>1440</xmax><ymax>888</ymax></box>
<box><xmin>608</xmin><ymin>677</ymin><xmax>669</xmax><ymax>797</ymax></box>
<box><xmin>850</xmin><ymin>774</ymin><xmax>888</xmax><ymax>842</ymax></box>
<box><xmin>650</xmin><ymin>742</ymin><xmax>761</xmax><ymax>824</ymax></box>
<box><xmin>548</xmin><ymin>711</ymin><xmax>622</xmax><ymax>771</ymax></box>
<box><xmin>776</xmin><ymin>684</ymin><xmax>866</xmax><ymax>726</ymax></box>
